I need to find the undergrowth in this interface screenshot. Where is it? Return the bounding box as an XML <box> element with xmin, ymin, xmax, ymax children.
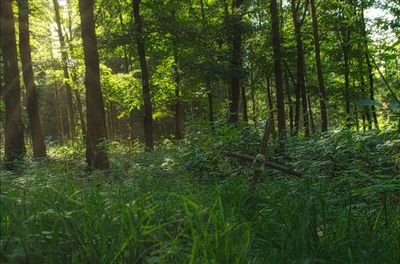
<box><xmin>1</xmin><ymin>127</ymin><xmax>399</xmax><ymax>263</ymax></box>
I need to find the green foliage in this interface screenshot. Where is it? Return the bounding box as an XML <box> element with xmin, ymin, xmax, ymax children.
<box><xmin>176</xmin><ymin>121</ymin><xmax>261</xmax><ymax>180</ymax></box>
<box><xmin>100</xmin><ymin>64</ymin><xmax>142</xmax><ymax>116</ymax></box>
<box><xmin>2</xmin><ymin>129</ymin><xmax>399</xmax><ymax>263</ymax></box>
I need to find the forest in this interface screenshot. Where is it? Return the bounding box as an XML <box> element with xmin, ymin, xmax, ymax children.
<box><xmin>0</xmin><ymin>0</ymin><xmax>399</xmax><ymax>262</ymax></box>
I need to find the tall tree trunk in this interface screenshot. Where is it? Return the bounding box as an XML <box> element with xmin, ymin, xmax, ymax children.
<box><xmin>79</xmin><ymin>0</ymin><xmax>109</xmax><ymax>169</ymax></box>
<box><xmin>65</xmin><ymin>0</ymin><xmax>86</xmax><ymax>138</ymax></box>
<box><xmin>53</xmin><ymin>0</ymin><xmax>76</xmax><ymax>139</ymax></box>
<box><xmin>173</xmin><ymin>53</ymin><xmax>183</xmax><ymax>139</ymax></box>
<box><xmin>291</xmin><ymin>0</ymin><xmax>309</xmax><ymax>137</ymax></box>
<box><xmin>206</xmin><ymin>81</ymin><xmax>215</xmax><ymax>126</ymax></box>
<box><xmin>266</xmin><ymin>77</ymin><xmax>277</xmax><ymax>140</ymax></box>
<box><xmin>283</xmin><ymin>45</ymin><xmax>299</xmax><ymax>134</ymax></box>
<box><xmin>294</xmin><ymin>76</ymin><xmax>301</xmax><ymax>133</ymax></box>
<box><xmin>229</xmin><ymin>0</ymin><xmax>244</xmax><ymax>123</ymax></box>
<box><xmin>284</xmin><ymin>61</ymin><xmax>296</xmax><ymax>134</ymax></box>
<box><xmin>74</xmin><ymin>89</ymin><xmax>86</xmax><ymax>137</ymax></box>
<box><xmin>354</xmin><ymin>104</ymin><xmax>360</xmax><ymax>131</ymax></box>
<box><xmin>1</xmin><ymin>0</ymin><xmax>25</xmax><ymax>163</ymax></box>
<box><xmin>200</xmin><ymin>0</ymin><xmax>215</xmax><ymax>128</ymax></box>
<box><xmin>241</xmin><ymin>84</ymin><xmax>248</xmax><ymax>122</ymax></box>
<box><xmin>304</xmin><ymin>59</ymin><xmax>315</xmax><ymax>134</ymax></box>
<box><xmin>117</xmin><ymin>0</ymin><xmax>133</xmax><ymax>141</ymax></box>
<box><xmin>170</xmin><ymin>3</ymin><xmax>183</xmax><ymax>139</ymax></box>
<box><xmin>270</xmin><ymin>0</ymin><xmax>286</xmax><ymax>140</ymax></box>
<box><xmin>110</xmin><ymin>103</ymin><xmax>118</xmax><ymax>140</ymax></box>
<box><xmin>360</xmin><ymin>4</ymin><xmax>379</xmax><ymax>130</ymax></box>
<box><xmin>48</xmin><ymin>27</ymin><xmax>65</xmax><ymax>145</ymax></box>
<box><xmin>250</xmin><ymin>80</ymin><xmax>257</xmax><ymax>124</ymax></box>
<box><xmin>307</xmin><ymin>94</ymin><xmax>315</xmax><ymax>134</ymax></box>
<box><xmin>18</xmin><ymin>0</ymin><xmax>46</xmax><ymax>158</ymax></box>
<box><xmin>0</xmin><ymin>51</ymin><xmax>4</xmax><ymax>144</ymax></box>
<box><xmin>106</xmin><ymin>103</ymin><xmax>113</xmax><ymax>139</ymax></box>
<box><xmin>343</xmin><ymin>27</ymin><xmax>351</xmax><ymax>128</ymax></box>
<box><xmin>357</xmin><ymin>51</ymin><xmax>371</xmax><ymax>131</ymax></box>
<box><xmin>132</xmin><ymin>0</ymin><xmax>154</xmax><ymax>151</ymax></box>
<box><xmin>355</xmin><ymin>6</ymin><xmax>372</xmax><ymax>131</ymax></box>
<box><xmin>54</xmin><ymin>86</ymin><xmax>65</xmax><ymax>145</ymax></box>
<box><xmin>285</xmin><ymin>73</ymin><xmax>294</xmax><ymax>133</ymax></box>
<box><xmin>129</xmin><ymin>111</ymin><xmax>135</xmax><ymax>146</ymax></box>
<box><xmin>310</xmin><ymin>0</ymin><xmax>328</xmax><ymax>132</ymax></box>
<box><xmin>117</xmin><ymin>0</ymin><xmax>131</xmax><ymax>73</ymax></box>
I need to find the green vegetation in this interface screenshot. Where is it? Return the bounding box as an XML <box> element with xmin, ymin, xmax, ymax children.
<box><xmin>1</xmin><ymin>0</ymin><xmax>400</xmax><ymax>262</ymax></box>
<box><xmin>2</xmin><ymin>127</ymin><xmax>399</xmax><ymax>263</ymax></box>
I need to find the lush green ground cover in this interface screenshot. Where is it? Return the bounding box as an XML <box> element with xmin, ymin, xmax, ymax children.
<box><xmin>1</xmin><ymin>127</ymin><xmax>399</xmax><ymax>263</ymax></box>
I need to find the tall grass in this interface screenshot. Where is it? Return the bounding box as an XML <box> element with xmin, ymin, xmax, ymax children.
<box><xmin>1</xmin><ymin>128</ymin><xmax>399</xmax><ymax>263</ymax></box>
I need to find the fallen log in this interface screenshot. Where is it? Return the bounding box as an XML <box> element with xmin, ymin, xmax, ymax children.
<box><xmin>223</xmin><ymin>150</ymin><xmax>302</xmax><ymax>177</ymax></box>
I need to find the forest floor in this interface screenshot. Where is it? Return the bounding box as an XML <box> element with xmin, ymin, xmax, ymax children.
<box><xmin>1</xmin><ymin>126</ymin><xmax>400</xmax><ymax>263</ymax></box>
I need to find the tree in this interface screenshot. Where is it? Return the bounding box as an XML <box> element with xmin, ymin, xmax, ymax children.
<box><xmin>229</xmin><ymin>0</ymin><xmax>245</xmax><ymax>123</ymax></box>
<box><xmin>18</xmin><ymin>0</ymin><xmax>47</xmax><ymax>158</ymax></box>
<box><xmin>310</xmin><ymin>0</ymin><xmax>328</xmax><ymax>132</ymax></box>
<box><xmin>170</xmin><ymin>1</ymin><xmax>183</xmax><ymax>140</ymax></box>
<box><xmin>1</xmin><ymin>0</ymin><xmax>25</xmax><ymax>164</ymax></box>
<box><xmin>341</xmin><ymin>2</ymin><xmax>352</xmax><ymax>128</ymax></box>
<box><xmin>66</xmin><ymin>0</ymin><xmax>87</xmax><ymax>138</ymax></box>
<box><xmin>270</xmin><ymin>0</ymin><xmax>286</xmax><ymax>140</ymax></box>
<box><xmin>132</xmin><ymin>0</ymin><xmax>154</xmax><ymax>151</ymax></box>
<box><xmin>173</xmin><ymin>53</ymin><xmax>183</xmax><ymax>139</ymax></box>
<box><xmin>78</xmin><ymin>0</ymin><xmax>109</xmax><ymax>169</ymax></box>
<box><xmin>53</xmin><ymin>0</ymin><xmax>76</xmax><ymax>139</ymax></box>
<box><xmin>199</xmin><ymin>0</ymin><xmax>215</xmax><ymax>127</ymax></box>
<box><xmin>359</xmin><ymin>1</ymin><xmax>378</xmax><ymax>130</ymax></box>
<box><xmin>290</xmin><ymin>0</ymin><xmax>309</xmax><ymax>136</ymax></box>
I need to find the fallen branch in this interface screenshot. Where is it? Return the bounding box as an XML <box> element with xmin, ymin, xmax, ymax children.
<box><xmin>223</xmin><ymin>150</ymin><xmax>302</xmax><ymax>177</ymax></box>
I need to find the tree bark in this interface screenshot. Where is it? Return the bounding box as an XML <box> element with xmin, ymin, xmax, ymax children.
<box><xmin>266</xmin><ymin>77</ymin><xmax>277</xmax><ymax>140</ymax></box>
<box><xmin>360</xmin><ymin>4</ymin><xmax>379</xmax><ymax>130</ymax></box>
<box><xmin>200</xmin><ymin>0</ymin><xmax>215</xmax><ymax>128</ymax></box>
<box><xmin>53</xmin><ymin>0</ymin><xmax>76</xmax><ymax>139</ymax></box>
<box><xmin>170</xmin><ymin>3</ymin><xmax>183</xmax><ymax>140</ymax></box>
<box><xmin>206</xmin><ymin>81</ymin><xmax>215</xmax><ymax>127</ymax></box>
<box><xmin>74</xmin><ymin>89</ymin><xmax>86</xmax><ymax>137</ymax></box>
<box><xmin>18</xmin><ymin>0</ymin><xmax>46</xmax><ymax>158</ymax></box>
<box><xmin>132</xmin><ymin>0</ymin><xmax>154</xmax><ymax>151</ymax></box>
<box><xmin>54</xmin><ymin>86</ymin><xmax>65</xmax><ymax>145</ymax></box>
<box><xmin>65</xmin><ymin>0</ymin><xmax>86</xmax><ymax>138</ymax></box>
<box><xmin>106</xmin><ymin>102</ymin><xmax>113</xmax><ymax>139</ymax></box>
<box><xmin>284</xmin><ymin>12</ymin><xmax>299</xmax><ymax>135</ymax></box>
<box><xmin>241</xmin><ymin>83</ymin><xmax>248</xmax><ymax>122</ymax></box>
<box><xmin>285</xmin><ymin>72</ymin><xmax>294</xmax><ymax>133</ymax></box>
<box><xmin>173</xmin><ymin>54</ymin><xmax>183</xmax><ymax>139</ymax></box>
<box><xmin>291</xmin><ymin>0</ymin><xmax>309</xmax><ymax>137</ymax></box>
<box><xmin>307</xmin><ymin>94</ymin><xmax>315</xmax><ymax>134</ymax></box>
<box><xmin>343</xmin><ymin>24</ymin><xmax>352</xmax><ymax>128</ymax></box>
<box><xmin>357</xmin><ymin>49</ymin><xmax>371</xmax><ymax>131</ymax></box>
<box><xmin>250</xmin><ymin>79</ymin><xmax>257</xmax><ymax>124</ymax></box>
<box><xmin>1</xmin><ymin>0</ymin><xmax>25</xmax><ymax>163</ymax></box>
<box><xmin>110</xmin><ymin>103</ymin><xmax>118</xmax><ymax>139</ymax></box>
<box><xmin>310</xmin><ymin>0</ymin><xmax>328</xmax><ymax>132</ymax></box>
<box><xmin>284</xmin><ymin>61</ymin><xmax>296</xmax><ymax>134</ymax></box>
<box><xmin>79</xmin><ymin>0</ymin><xmax>109</xmax><ymax>169</ymax></box>
<box><xmin>270</xmin><ymin>0</ymin><xmax>286</xmax><ymax>140</ymax></box>
<box><xmin>228</xmin><ymin>0</ymin><xmax>244</xmax><ymax>123</ymax></box>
